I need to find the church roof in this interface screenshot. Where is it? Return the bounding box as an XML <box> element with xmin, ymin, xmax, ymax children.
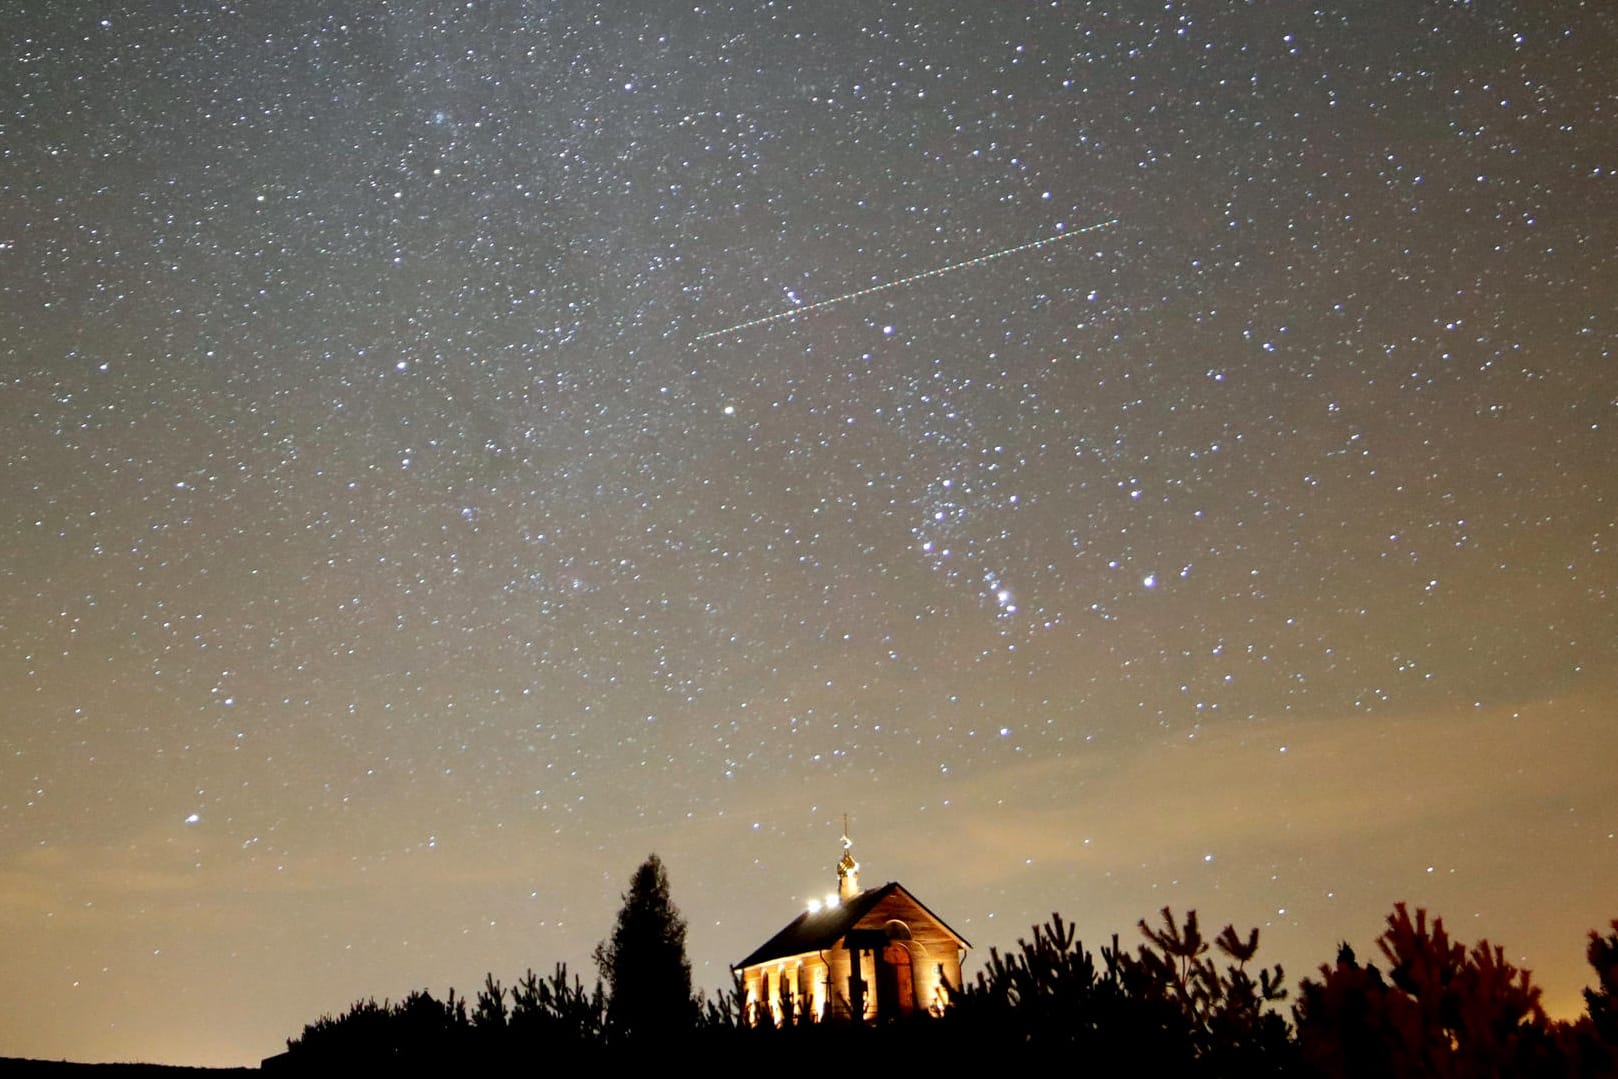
<box><xmin>734</xmin><ymin>881</ymin><xmax>970</xmax><ymax>970</ymax></box>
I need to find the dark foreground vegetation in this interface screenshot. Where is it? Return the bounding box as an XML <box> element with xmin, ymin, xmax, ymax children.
<box><xmin>0</xmin><ymin>1064</ymin><xmax>253</xmax><ymax>1078</ymax></box>
<box><xmin>274</xmin><ymin>857</ymin><xmax>1618</xmax><ymax>1077</ymax></box>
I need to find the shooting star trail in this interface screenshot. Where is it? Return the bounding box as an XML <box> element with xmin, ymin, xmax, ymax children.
<box><xmin>693</xmin><ymin>218</ymin><xmax>1118</xmax><ymax>343</ymax></box>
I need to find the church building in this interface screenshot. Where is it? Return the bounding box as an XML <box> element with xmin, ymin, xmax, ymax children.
<box><xmin>733</xmin><ymin>833</ymin><xmax>969</xmax><ymax>1025</ymax></box>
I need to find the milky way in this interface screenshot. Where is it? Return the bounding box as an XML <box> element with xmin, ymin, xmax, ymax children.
<box><xmin>3</xmin><ymin>1</ymin><xmax>1615</xmax><ymax>1065</ymax></box>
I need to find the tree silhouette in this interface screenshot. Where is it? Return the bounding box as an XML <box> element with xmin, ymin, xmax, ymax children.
<box><xmin>1585</xmin><ymin>921</ymin><xmax>1618</xmax><ymax>1046</ymax></box>
<box><xmin>945</xmin><ymin>912</ymin><xmax>1138</xmax><ymax>1063</ymax></box>
<box><xmin>473</xmin><ymin>973</ymin><xmax>507</xmax><ymax>1031</ymax></box>
<box><xmin>1296</xmin><ymin>903</ymin><xmax>1560</xmax><ymax>1079</ymax></box>
<box><xmin>273</xmin><ymin>896</ymin><xmax>1618</xmax><ymax>1073</ymax></box>
<box><xmin>1556</xmin><ymin>920</ymin><xmax>1618</xmax><ymax>1076</ymax></box>
<box><xmin>510</xmin><ymin>962</ymin><xmax>607</xmax><ymax>1047</ymax></box>
<box><xmin>1118</xmin><ymin>907</ymin><xmax>1293</xmax><ymax>1076</ymax></box>
<box><xmin>284</xmin><ymin>988</ymin><xmax>472</xmax><ymax>1065</ymax></box>
<box><xmin>594</xmin><ymin>853</ymin><xmax>694</xmax><ymax>1042</ymax></box>
<box><xmin>941</xmin><ymin>909</ymin><xmax>1290</xmax><ymax>1075</ymax></box>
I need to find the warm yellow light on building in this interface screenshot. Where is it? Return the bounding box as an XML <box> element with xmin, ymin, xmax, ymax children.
<box><xmin>809</xmin><ymin>962</ymin><xmax>827</xmax><ymax>1019</ymax></box>
<box><xmin>732</xmin><ymin>833</ymin><xmax>969</xmax><ymax>1029</ymax></box>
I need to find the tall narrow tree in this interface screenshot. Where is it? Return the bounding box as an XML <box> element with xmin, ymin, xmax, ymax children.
<box><xmin>594</xmin><ymin>854</ymin><xmax>694</xmax><ymax>1041</ymax></box>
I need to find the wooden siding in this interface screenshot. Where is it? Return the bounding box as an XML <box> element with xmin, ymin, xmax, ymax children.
<box><xmin>738</xmin><ymin>885</ymin><xmax>966</xmax><ymax>1024</ymax></box>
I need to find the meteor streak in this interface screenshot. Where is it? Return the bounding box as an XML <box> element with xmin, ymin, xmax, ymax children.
<box><xmin>693</xmin><ymin>218</ymin><xmax>1117</xmax><ymax>343</ymax></box>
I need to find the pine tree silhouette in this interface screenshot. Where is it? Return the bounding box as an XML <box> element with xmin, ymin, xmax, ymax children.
<box><xmin>594</xmin><ymin>853</ymin><xmax>695</xmax><ymax>1042</ymax></box>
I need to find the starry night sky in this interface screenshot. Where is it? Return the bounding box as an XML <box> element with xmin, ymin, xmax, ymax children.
<box><xmin>3</xmin><ymin>0</ymin><xmax>1616</xmax><ymax>1066</ymax></box>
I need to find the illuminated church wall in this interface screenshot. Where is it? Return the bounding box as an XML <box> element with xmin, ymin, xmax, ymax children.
<box><xmin>734</xmin><ymin>838</ymin><xmax>968</xmax><ymax>1026</ymax></box>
